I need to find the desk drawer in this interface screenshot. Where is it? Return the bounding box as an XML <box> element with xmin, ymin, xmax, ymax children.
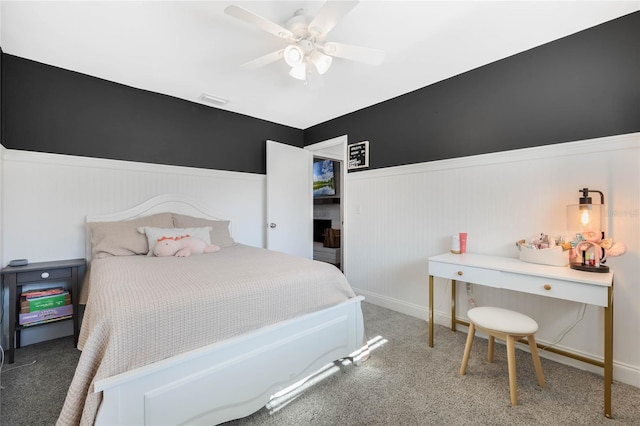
<box><xmin>502</xmin><ymin>272</ymin><xmax>609</xmax><ymax>307</ymax></box>
<box><xmin>17</xmin><ymin>268</ymin><xmax>72</xmax><ymax>283</ymax></box>
<box><xmin>429</xmin><ymin>261</ymin><xmax>501</xmax><ymax>288</ymax></box>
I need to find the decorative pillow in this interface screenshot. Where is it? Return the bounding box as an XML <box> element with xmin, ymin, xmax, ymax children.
<box><xmin>138</xmin><ymin>226</ymin><xmax>213</xmax><ymax>256</ymax></box>
<box><xmin>87</xmin><ymin>212</ymin><xmax>174</xmax><ymax>259</ymax></box>
<box><xmin>172</xmin><ymin>213</ymin><xmax>236</xmax><ymax>248</ymax></box>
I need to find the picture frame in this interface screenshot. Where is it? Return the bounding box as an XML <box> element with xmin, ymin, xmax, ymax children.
<box><xmin>347</xmin><ymin>141</ymin><xmax>369</xmax><ymax>170</ymax></box>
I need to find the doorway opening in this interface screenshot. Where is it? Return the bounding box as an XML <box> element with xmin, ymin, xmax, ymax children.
<box><xmin>306</xmin><ymin>135</ymin><xmax>347</xmax><ymax>271</ymax></box>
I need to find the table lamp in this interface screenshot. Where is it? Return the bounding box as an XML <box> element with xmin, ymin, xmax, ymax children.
<box><xmin>567</xmin><ymin>188</ymin><xmax>609</xmax><ymax>272</ymax></box>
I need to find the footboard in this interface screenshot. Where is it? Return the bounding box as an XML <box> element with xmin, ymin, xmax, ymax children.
<box><xmin>94</xmin><ymin>296</ymin><xmax>365</xmax><ymax>425</ymax></box>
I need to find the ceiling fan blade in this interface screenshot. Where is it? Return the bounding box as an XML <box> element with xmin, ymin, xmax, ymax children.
<box><xmin>322</xmin><ymin>42</ymin><xmax>385</xmax><ymax>66</ymax></box>
<box><xmin>308</xmin><ymin>0</ymin><xmax>359</xmax><ymax>37</ymax></box>
<box><xmin>240</xmin><ymin>50</ymin><xmax>284</xmax><ymax>69</ymax></box>
<box><xmin>225</xmin><ymin>5</ymin><xmax>293</xmax><ymax>40</ymax></box>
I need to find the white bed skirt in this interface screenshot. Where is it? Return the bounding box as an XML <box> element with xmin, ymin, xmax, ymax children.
<box><xmin>94</xmin><ymin>296</ymin><xmax>366</xmax><ymax>425</ymax></box>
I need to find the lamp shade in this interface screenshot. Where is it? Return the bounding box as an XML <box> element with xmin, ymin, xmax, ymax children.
<box><xmin>284</xmin><ymin>45</ymin><xmax>304</xmax><ymax>67</ymax></box>
<box><xmin>309</xmin><ymin>50</ymin><xmax>332</xmax><ymax>75</ymax></box>
<box><xmin>567</xmin><ymin>203</ymin><xmax>604</xmax><ymax>235</ymax></box>
<box><xmin>288</xmin><ymin>63</ymin><xmax>307</xmax><ymax>80</ymax></box>
<box><xmin>566</xmin><ymin>188</ymin><xmax>605</xmax><ymax>237</ymax></box>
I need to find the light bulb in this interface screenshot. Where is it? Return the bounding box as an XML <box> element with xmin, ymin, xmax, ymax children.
<box><xmin>580</xmin><ymin>209</ymin><xmax>591</xmax><ymax>227</ymax></box>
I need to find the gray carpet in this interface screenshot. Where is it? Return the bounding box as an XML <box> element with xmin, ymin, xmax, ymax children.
<box><xmin>1</xmin><ymin>302</ymin><xmax>638</xmax><ymax>425</ymax></box>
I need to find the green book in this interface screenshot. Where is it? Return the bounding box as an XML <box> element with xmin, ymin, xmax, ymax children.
<box><xmin>23</xmin><ymin>292</ymin><xmax>70</xmax><ymax>312</ymax></box>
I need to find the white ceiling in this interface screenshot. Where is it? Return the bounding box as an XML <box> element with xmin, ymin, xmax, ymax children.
<box><xmin>1</xmin><ymin>1</ymin><xmax>637</xmax><ymax>129</ymax></box>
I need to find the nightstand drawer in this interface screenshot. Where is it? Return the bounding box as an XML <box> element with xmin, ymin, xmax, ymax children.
<box><xmin>502</xmin><ymin>272</ymin><xmax>609</xmax><ymax>307</ymax></box>
<box><xmin>17</xmin><ymin>268</ymin><xmax>72</xmax><ymax>283</ymax></box>
<box><xmin>429</xmin><ymin>261</ymin><xmax>501</xmax><ymax>288</ymax></box>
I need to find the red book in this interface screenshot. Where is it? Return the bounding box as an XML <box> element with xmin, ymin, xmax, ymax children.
<box><xmin>21</xmin><ymin>287</ymin><xmax>65</xmax><ymax>300</ymax></box>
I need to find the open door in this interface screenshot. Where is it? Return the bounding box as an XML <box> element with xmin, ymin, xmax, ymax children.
<box><xmin>266</xmin><ymin>140</ymin><xmax>313</xmax><ymax>258</ymax></box>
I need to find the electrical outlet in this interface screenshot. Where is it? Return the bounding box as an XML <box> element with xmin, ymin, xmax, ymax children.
<box><xmin>466</xmin><ymin>282</ymin><xmax>473</xmax><ymax>294</ymax></box>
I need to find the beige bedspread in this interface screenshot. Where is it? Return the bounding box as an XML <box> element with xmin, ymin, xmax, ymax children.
<box><xmin>57</xmin><ymin>244</ymin><xmax>355</xmax><ymax>426</ymax></box>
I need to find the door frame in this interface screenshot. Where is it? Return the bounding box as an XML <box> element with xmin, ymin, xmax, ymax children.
<box><xmin>305</xmin><ymin>135</ymin><xmax>348</xmax><ymax>272</ymax></box>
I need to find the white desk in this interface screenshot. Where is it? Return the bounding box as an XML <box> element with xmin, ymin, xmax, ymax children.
<box><xmin>427</xmin><ymin>252</ymin><xmax>614</xmax><ymax>418</ymax></box>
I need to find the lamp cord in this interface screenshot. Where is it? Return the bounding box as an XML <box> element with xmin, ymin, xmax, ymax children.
<box><xmin>541</xmin><ymin>303</ymin><xmax>587</xmax><ymax>351</ymax></box>
<box><xmin>466</xmin><ymin>283</ymin><xmax>477</xmax><ymax>308</ymax></box>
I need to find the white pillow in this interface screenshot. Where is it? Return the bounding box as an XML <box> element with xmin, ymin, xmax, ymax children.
<box><xmin>137</xmin><ymin>227</ymin><xmax>212</xmax><ymax>256</ymax></box>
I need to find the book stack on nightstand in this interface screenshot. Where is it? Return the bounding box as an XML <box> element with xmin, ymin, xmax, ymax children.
<box><xmin>19</xmin><ymin>287</ymin><xmax>73</xmax><ymax>326</ymax></box>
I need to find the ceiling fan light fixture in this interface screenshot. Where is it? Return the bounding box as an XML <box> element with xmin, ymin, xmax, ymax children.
<box><xmin>309</xmin><ymin>50</ymin><xmax>332</xmax><ymax>75</ymax></box>
<box><xmin>289</xmin><ymin>64</ymin><xmax>307</xmax><ymax>81</ymax></box>
<box><xmin>226</xmin><ymin>1</ymin><xmax>385</xmax><ymax>84</ymax></box>
<box><xmin>284</xmin><ymin>45</ymin><xmax>304</xmax><ymax>67</ymax></box>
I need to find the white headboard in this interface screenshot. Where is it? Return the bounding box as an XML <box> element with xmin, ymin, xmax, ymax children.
<box><xmin>85</xmin><ymin>194</ymin><xmax>231</xmax><ymax>261</ymax></box>
<box><xmin>87</xmin><ymin>194</ymin><xmax>228</xmax><ymax>222</ymax></box>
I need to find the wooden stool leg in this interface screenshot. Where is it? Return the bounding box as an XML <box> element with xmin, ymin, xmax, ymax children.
<box><xmin>487</xmin><ymin>335</ymin><xmax>495</xmax><ymax>363</ymax></box>
<box><xmin>528</xmin><ymin>334</ymin><xmax>546</xmax><ymax>388</ymax></box>
<box><xmin>460</xmin><ymin>323</ymin><xmax>475</xmax><ymax>375</ymax></box>
<box><xmin>506</xmin><ymin>335</ymin><xmax>518</xmax><ymax>406</ymax></box>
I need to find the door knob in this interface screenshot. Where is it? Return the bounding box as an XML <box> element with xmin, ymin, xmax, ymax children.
<box><xmin>269</xmin><ymin>223</ymin><xmax>277</xmax><ymax>228</ymax></box>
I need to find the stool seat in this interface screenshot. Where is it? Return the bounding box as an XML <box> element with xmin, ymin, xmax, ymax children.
<box><xmin>468</xmin><ymin>307</ymin><xmax>538</xmax><ymax>335</ymax></box>
<box><xmin>460</xmin><ymin>306</ymin><xmax>545</xmax><ymax>406</ymax></box>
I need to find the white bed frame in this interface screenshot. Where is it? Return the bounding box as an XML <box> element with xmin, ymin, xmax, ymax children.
<box><xmin>85</xmin><ymin>194</ymin><xmax>366</xmax><ymax>425</ymax></box>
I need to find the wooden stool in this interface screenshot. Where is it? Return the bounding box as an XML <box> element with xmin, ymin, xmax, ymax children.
<box><xmin>460</xmin><ymin>306</ymin><xmax>546</xmax><ymax>405</ymax></box>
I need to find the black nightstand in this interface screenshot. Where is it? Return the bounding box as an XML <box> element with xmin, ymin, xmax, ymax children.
<box><xmin>2</xmin><ymin>258</ymin><xmax>86</xmax><ymax>364</ymax></box>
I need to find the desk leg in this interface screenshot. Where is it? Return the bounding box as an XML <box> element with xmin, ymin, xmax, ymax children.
<box><xmin>429</xmin><ymin>275</ymin><xmax>434</xmax><ymax>347</ymax></box>
<box><xmin>604</xmin><ymin>284</ymin><xmax>614</xmax><ymax>418</ymax></box>
<box><xmin>451</xmin><ymin>279</ymin><xmax>457</xmax><ymax>332</ymax></box>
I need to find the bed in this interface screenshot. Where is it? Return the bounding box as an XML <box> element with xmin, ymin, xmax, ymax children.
<box><xmin>57</xmin><ymin>194</ymin><xmax>366</xmax><ymax>426</ymax></box>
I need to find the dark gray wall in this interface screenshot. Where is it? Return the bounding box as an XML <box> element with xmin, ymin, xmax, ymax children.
<box><xmin>1</xmin><ymin>12</ymin><xmax>638</xmax><ymax>174</ymax></box>
<box><xmin>305</xmin><ymin>12</ymin><xmax>640</xmax><ymax>170</ymax></box>
<box><xmin>1</xmin><ymin>55</ymin><xmax>303</xmax><ymax>174</ymax></box>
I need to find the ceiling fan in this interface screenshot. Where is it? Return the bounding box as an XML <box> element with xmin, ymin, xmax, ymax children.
<box><xmin>224</xmin><ymin>1</ymin><xmax>385</xmax><ymax>86</ymax></box>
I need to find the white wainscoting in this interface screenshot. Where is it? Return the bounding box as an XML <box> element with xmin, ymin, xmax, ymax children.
<box><xmin>344</xmin><ymin>133</ymin><xmax>640</xmax><ymax>387</ymax></box>
<box><xmin>1</xmin><ymin>135</ymin><xmax>638</xmax><ymax>387</ymax></box>
<box><xmin>1</xmin><ymin>148</ymin><xmax>265</xmax><ymax>346</ymax></box>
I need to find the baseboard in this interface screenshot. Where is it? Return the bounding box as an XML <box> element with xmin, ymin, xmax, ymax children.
<box><xmin>354</xmin><ymin>288</ymin><xmax>640</xmax><ymax>389</ymax></box>
<box><xmin>353</xmin><ymin>288</ymin><xmax>429</xmax><ymax>321</ymax></box>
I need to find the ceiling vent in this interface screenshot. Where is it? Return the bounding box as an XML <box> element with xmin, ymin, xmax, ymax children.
<box><xmin>199</xmin><ymin>93</ymin><xmax>230</xmax><ymax>106</ymax></box>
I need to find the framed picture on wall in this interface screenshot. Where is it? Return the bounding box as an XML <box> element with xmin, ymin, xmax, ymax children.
<box><xmin>347</xmin><ymin>141</ymin><xmax>369</xmax><ymax>170</ymax></box>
